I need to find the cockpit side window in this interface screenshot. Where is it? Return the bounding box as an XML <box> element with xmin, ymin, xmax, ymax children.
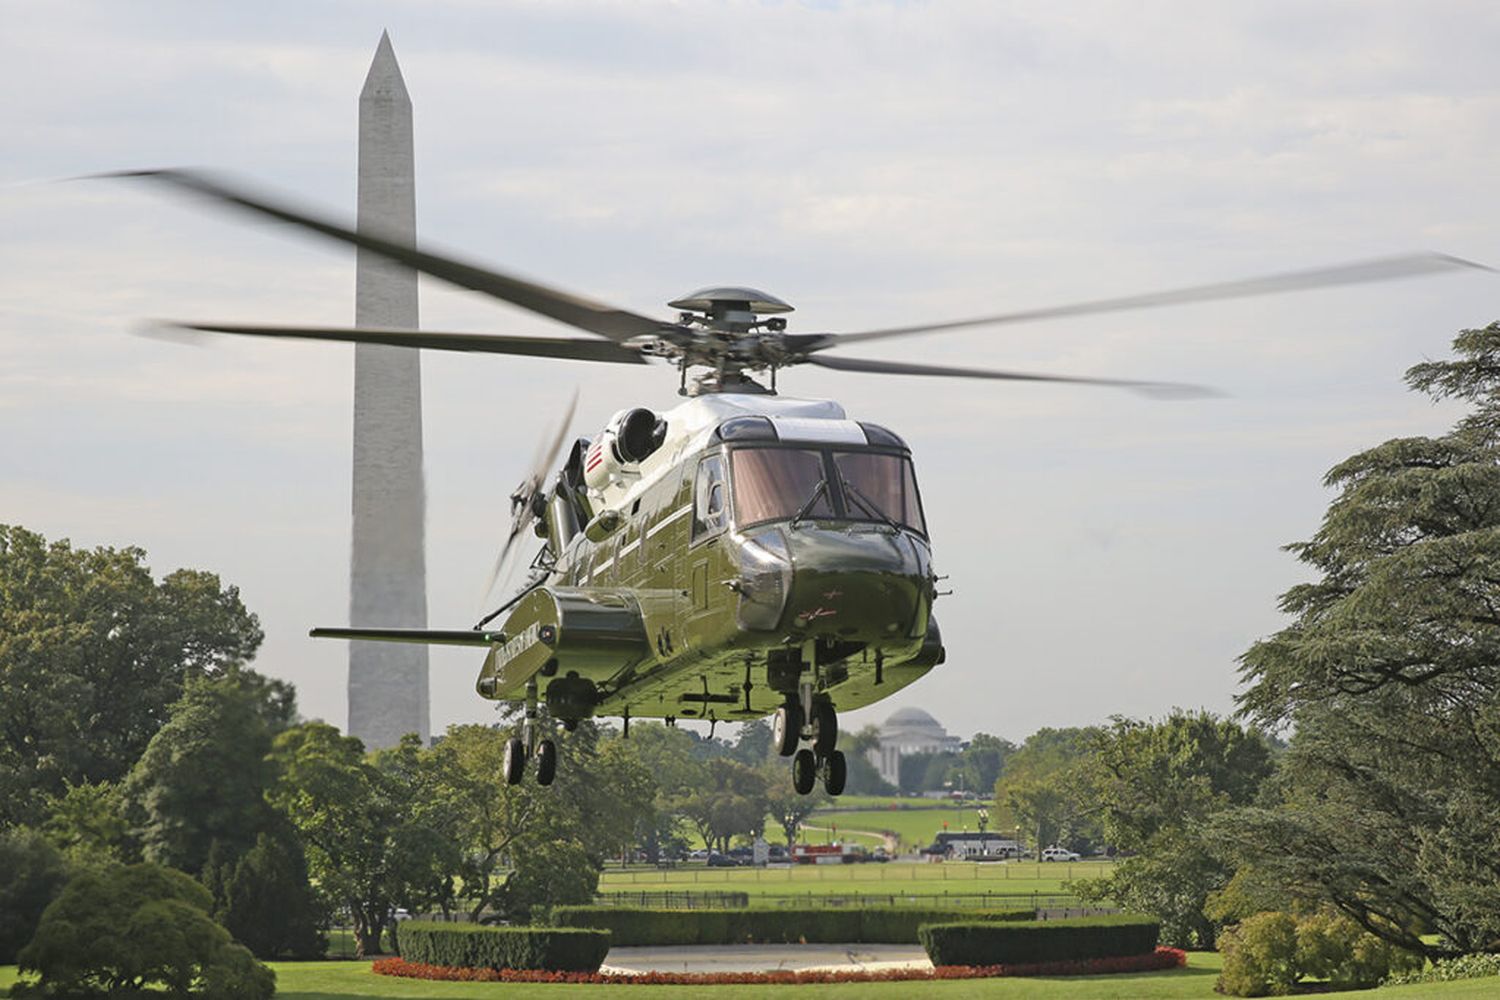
<box><xmin>692</xmin><ymin>454</ymin><xmax>728</xmax><ymax>539</ymax></box>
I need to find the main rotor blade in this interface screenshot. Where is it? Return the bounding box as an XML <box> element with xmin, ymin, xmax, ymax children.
<box><xmin>107</xmin><ymin>169</ymin><xmax>668</xmax><ymax>343</ymax></box>
<box><xmin>803</xmin><ymin>353</ymin><xmax>1218</xmax><ymax>398</ymax></box>
<box><xmin>155</xmin><ymin>323</ymin><xmax>648</xmax><ymax>364</ymax></box>
<box><xmin>824</xmin><ymin>253</ymin><xmax>1493</xmax><ymax>346</ymax></box>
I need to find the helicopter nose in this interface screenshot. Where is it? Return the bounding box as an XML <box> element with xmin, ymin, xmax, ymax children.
<box><xmin>782</xmin><ymin>526</ymin><xmax>929</xmax><ymax>641</ymax></box>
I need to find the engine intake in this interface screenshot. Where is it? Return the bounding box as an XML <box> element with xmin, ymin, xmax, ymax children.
<box><xmin>583</xmin><ymin>408</ymin><xmax>664</xmax><ymax>491</ymax></box>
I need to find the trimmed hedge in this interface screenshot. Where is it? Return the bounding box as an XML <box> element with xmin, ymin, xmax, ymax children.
<box><xmin>396</xmin><ymin>921</ymin><xmax>610</xmax><ymax>972</ymax></box>
<box><xmin>919</xmin><ymin>915</ymin><xmax>1160</xmax><ymax>967</ymax></box>
<box><xmin>550</xmin><ymin>906</ymin><xmax>1033</xmax><ymax>946</ymax></box>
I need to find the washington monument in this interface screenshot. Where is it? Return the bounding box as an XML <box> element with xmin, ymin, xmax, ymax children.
<box><xmin>348</xmin><ymin>32</ymin><xmax>430</xmax><ymax>748</ymax></box>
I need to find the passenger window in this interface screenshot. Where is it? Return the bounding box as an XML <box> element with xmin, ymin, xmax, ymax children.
<box><xmin>693</xmin><ymin>455</ymin><xmax>727</xmax><ymax>538</ymax></box>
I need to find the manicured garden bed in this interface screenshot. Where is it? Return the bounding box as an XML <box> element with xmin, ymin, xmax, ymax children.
<box><xmin>372</xmin><ymin>948</ymin><xmax>1187</xmax><ymax>984</ymax></box>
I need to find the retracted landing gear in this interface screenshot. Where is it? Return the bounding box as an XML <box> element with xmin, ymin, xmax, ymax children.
<box><xmin>788</xmin><ymin>697</ymin><xmax>845</xmax><ymax>797</ymax></box>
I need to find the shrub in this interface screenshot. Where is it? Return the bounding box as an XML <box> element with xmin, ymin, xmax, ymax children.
<box><xmin>918</xmin><ymin>915</ymin><xmax>1159</xmax><ymax>967</ymax></box>
<box><xmin>1294</xmin><ymin>909</ymin><xmax>1420</xmax><ymax>988</ymax></box>
<box><xmin>396</xmin><ymin>921</ymin><xmax>609</xmax><ymax>972</ymax></box>
<box><xmin>548</xmin><ymin>906</ymin><xmax>1034</xmax><ymax>946</ymax></box>
<box><xmin>1385</xmin><ymin>952</ymin><xmax>1500</xmax><ymax>986</ymax></box>
<box><xmin>1216</xmin><ymin>909</ymin><xmax>1421</xmax><ymax>997</ymax></box>
<box><xmin>13</xmin><ymin>862</ymin><xmax>274</xmax><ymax>999</ymax></box>
<box><xmin>1217</xmin><ymin>911</ymin><xmax>1299</xmax><ymax>997</ymax></box>
<box><xmin>0</xmin><ymin>829</ymin><xmax>70</xmax><ymax>964</ymax></box>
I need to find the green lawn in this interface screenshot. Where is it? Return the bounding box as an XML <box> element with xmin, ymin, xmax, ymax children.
<box><xmin>599</xmin><ymin>861</ymin><xmax>1110</xmax><ymax>902</ymax></box>
<box><xmin>6</xmin><ymin>954</ymin><xmax>1498</xmax><ymax>998</ymax></box>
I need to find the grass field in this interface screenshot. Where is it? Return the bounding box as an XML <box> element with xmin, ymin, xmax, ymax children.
<box><xmin>801</xmin><ymin>805</ymin><xmax>1009</xmax><ymax>852</ymax></box>
<box><xmin>599</xmin><ymin>861</ymin><xmax>1110</xmax><ymax>903</ymax></box>
<box><xmin>6</xmin><ymin>955</ymin><xmax>1498</xmax><ymax>998</ymax></box>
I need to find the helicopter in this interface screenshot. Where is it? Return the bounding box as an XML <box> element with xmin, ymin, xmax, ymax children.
<box><xmin>113</xmin><ymin>168</ymin><xmax>1489</xmax><ymax>795</ymax></box>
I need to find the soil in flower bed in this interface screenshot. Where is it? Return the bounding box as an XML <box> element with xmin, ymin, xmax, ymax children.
<box><xmin>372</xmin><ymin>947</ymin><xmax>1187</xmax><ymax>985</ymax></box>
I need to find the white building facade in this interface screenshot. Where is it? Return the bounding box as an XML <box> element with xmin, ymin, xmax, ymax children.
<box><xmin>870</xmin><ymin>706</ymin><xmax>964</xmax><ymax>786</ymax></box>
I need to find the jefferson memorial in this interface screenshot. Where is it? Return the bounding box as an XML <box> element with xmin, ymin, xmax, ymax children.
<box><xmin>870</xmin><ymin>706</ymin><xmax>964</xmax><ymax>786</ymax></box>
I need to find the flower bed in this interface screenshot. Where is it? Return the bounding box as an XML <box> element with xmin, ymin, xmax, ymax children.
<box><xmin>372</xmin><ymin>947</ymin><xmax>1186</xmax><ymax>984</ymax></box>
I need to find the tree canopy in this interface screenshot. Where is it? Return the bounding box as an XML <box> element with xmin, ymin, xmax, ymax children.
<box><xmin>0</xmin><ymin>526</ymin><xmax>263</xmax><ymax>828</ymax></box>
<box><xmin>1226</xmin><ymin>321</ymin><xmax>1500</xmax><ymax>958</ymax></box>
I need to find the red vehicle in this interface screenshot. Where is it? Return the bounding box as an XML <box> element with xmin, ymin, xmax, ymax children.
<box><xmin>792</xmin><ymin>843</ymin><xmax>859</xmax><ymax>865</ymax></box>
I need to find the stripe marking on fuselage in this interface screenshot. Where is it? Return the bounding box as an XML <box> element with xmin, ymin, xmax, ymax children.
<box><xmin>646</xmin><ymin>504</ymin><xmax>692</xmax><ymax>539</ymax></box>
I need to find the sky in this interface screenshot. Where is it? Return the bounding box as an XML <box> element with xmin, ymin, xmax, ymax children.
<box><xmin>3</xmin><ymin>1</ymin><xmax>1497</xmax><ymax>747</ymax></box>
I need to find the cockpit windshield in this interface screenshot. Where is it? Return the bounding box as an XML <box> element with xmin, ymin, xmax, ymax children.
<box><xmin>731</xmin><ymin>449</ymin><xmax>833</xmax><ymax>526</ymax></box>
<box><xmin>834</xmin><ymin>452</ymin><xmax>926</xmax><ymax>535</ymax></box>
<box><xmin>727</xmin><ymin>447</ymin><xmax>926</xmax><ymax>535</ymax></box>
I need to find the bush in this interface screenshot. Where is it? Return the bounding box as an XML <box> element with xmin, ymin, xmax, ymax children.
<box><xmin>1217</xmin><ymin>911</ymin><xmax>1299</xmax><ymax>997</ymax></box>
<box><xmin>1216</xmin><ymin>909</ymin><xmax>1422</xmax><ymax>997</ymax></box>
<box><xmin>396</xmin><ymin>922</ymin><xmax>609</xmax><ymax>972</ymax></box>
<box><xmin>918</xmin><ymin>915</ymin><xmax>1160</xmax><ymax>967</ymax></box>
<box><xmin>0</xmin><ymin>829</ymin><xmax>70</xmax><ymax>964</ymax></box>
<box><xmin>1385</xmin><ymin>952</ymin><xmax>1500</xmax><ymax>986</ymax></box>
<box><xmin>1294</xmin><ymin>909</ymin><xmax>1420</xmax><ymax>988</ymax></box>
<box><xmin>13</xmin><ymin>862</ymin><xmax>274</xmax><ymax>999</ymax></box>
<box><xmin>548</xmin><ymin>906</ymin><xmax>1034</xmax><ymax>946</ymax></box>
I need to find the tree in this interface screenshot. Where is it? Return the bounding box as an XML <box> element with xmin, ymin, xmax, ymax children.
<box><xmin>267</xmin><ymin>722</ymin><xmax>412</xmax><ymax>956</ymax></box>
<box><xmin>762</xmin><ymin>763</ymin><xmax>829</xmax><ymax>848</ymax></box>
<box><xmin>1228</xmin><ymin>322</ymin><xmax>1500</xmax><ymax>959</ymax></box>
<box><xmin>419</xmin><ymin>721</ymin><xmax>657</xmax><ymax>922</ymax></box>
<box><xmin>15</xmin><ymin>862</ymin><xmax>273</xmax><ymax>999</ymax></box>
<box><xmin>729</xmin><ymin>718</ymin><xmax>773</xmax><ymax>765</ymax></box>
<box><xmin>619</xmin><ymin>723</ymin><xmax>704</xmax><ymax>862</ymax></box>
<box><xmin>0</xmin><ymin>828</ymin><xmax>69</xmax><ymax>964</ymax></box>
<box><xmin>0</xmin><ymin>526</ymin><xmax>263</xmax><ymax>828</ymax></box>
<box><xmin>122</xmin><ymin>669</ymin><xmax>294</xmax><ymax>875</ymax></box>
<box><xmin>41</xmin><ymin>781</ymin><xmax>131</xmax><ymax>866</ymax></box>
<box><xmin>993</xmin><ymin>727</ymin><xmax>1097</xmax><ymax>856</ymax></box>
<box><xmin>217</xmin><ymin>831</ymin><xmax>326</xmax><ymax>960</ymax></box>
<box><xmin>1072</xmin><ymin>713</ymin><xmax>1273</xmax><ymax>948</ymax></box>
<box><xmin>957</xmin><ymin>733</ymin><xmax>1013</xmax><ymax>795</ymax></box>
<box><xmin>841</xmin><ymin>725</ymin><xmax>896</xmax><ymax>796</ymax></box>
<box><xmin>491</xmin><ymin>838</ymin><xmax>599</xmax><ymax>921</ymax></box>
<box><xmin>680</xmin><ymin>758</ymin><xmax>772</xmax><ymax>852</ymax></box>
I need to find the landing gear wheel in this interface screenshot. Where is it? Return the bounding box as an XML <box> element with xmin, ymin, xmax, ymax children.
<box><xmin>791</xmin><ymin>748</ymin><xmax>818</xmax><ymax>795</ymax></box>
<box><xmin>824</xmin><ymin>750</ymin><xmax>847</xmax><ymax>796</ymax></box>
<box><xmin>535</xmin><ymin>739</ymin><xmax>557</xmax><ymax>786</ymax></box>
<box><xmin>812</xmin><ymin>700</ymin><xmax>838</xmax><ymax>755</ymax></box>
<box><xmin>773</xmin><ymin>702</ymin><xmax>803</xmax><ymax>757</ymax></box>
<box><xmin>503</xmin><ymin>737</ymin><xmax>526</xmax><ymax>786</ymax></box>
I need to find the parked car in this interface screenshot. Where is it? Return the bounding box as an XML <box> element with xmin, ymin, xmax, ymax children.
<box><xmin>706</xmin><ymin>852</ymin><xmax>738</xmax><ymax>867</ymax></box>
<box><xmin>688</xmin><ymin>849</ymin><xmax>710</xmax><ymax>861</ymax></box>
<box><xmin>1041</xmin><ymin>846</ymin><xmax>1081</xmax><ymax>862</ymax></box>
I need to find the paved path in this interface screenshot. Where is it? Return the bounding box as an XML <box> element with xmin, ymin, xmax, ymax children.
<box><xmin>601</xmin><ymin>943</ymin><xmax>932</xmax><ymax>975</ymax></box>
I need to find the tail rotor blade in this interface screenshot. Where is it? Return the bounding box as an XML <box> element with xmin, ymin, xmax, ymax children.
<box><xmin>480</xmin><ymin>389</ymin><xmax>581</xmax><ymax>605</ymax></box>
